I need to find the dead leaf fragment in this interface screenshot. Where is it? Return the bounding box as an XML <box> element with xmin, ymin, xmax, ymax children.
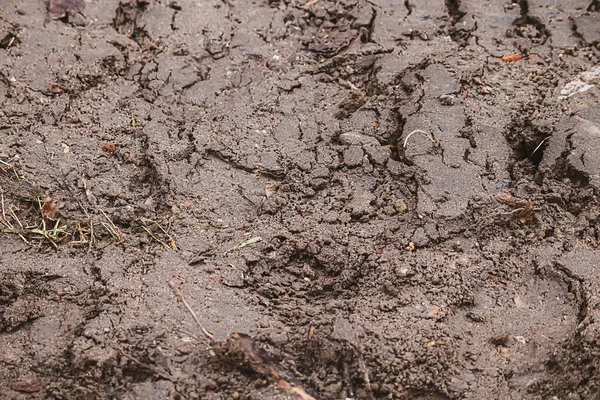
<box><xmin>41</xmin><ymin>195</ymin><xmax>61</xmax><ymax>220</ymax></box>
<box><xmin>516</xmin><ymin>204</ymin><xmax>534</xmax><ymax>223</ymax></box>
<box><xmin>496</xmin><ymin>193</ymin><xmax>516</xmax><ymax>204</ymax></box>
<box><xmin>496</xmin><ymin>193</ymin><xmax>534</xmax><ymax>222</ymax></box>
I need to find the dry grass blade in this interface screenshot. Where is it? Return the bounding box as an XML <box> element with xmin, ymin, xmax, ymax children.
<box><xmin>8</xmin><ymin>207</ymin><xmax>23</xmax><ymax>229</ymax></box>
<box><xmin>141</xmin><ymin>218</ymin><xmax>177</xmax><ymax>250</ymax></box>
<box><xmin>403</xmin><ymin>129</ymin><xmax>438</xmax><ymax>149</ymax></box>
<box><xmin>74</xmin><ymin>200</ymin><xmax>94</xmax><ymax>250</ymax></box>
<box><xmin>227</xmin><ymin>235</ymin><xmax>261</xmax><ymax>253</ymax></box>
<box><xmin>0</xmin><ymin>193</ymin><xmax>32</xmax><ymax>245</ymax></box>
<box><xmin>100</xmin><ymin>209</ymin><xmax>125</xmax><ymax>243</ymax></box>
<box><xmin>0</xmin><ymin>157</ymin><xmax>22</xmax><ymax>180</ymax></box>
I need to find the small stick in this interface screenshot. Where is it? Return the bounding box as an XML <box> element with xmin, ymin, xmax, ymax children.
<box><xmin>403</xmin><ymin>129</ymin><xmax>437</xmax><ymax>149</ymax></box>
<box><xmin>168</xmin><ymin>279</ymin><xmax>214</xmax><ymax>342</ymax></box>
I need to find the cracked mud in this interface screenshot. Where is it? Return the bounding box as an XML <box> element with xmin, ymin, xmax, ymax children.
<box><xmin>1</xmin><ymin>0</ymin><xmax>600</xmax><ymax>399</ymax></box>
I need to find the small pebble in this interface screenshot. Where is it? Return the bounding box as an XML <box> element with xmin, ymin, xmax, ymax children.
<box><xmin>514</xmin><ymin>335</ymin><xmax>526</xmax><ymax>344</ymax></box>
<box><xmin>439</xmin><ymin>94</ymin><xmax>456</xmax><ymax>106</ymax></box>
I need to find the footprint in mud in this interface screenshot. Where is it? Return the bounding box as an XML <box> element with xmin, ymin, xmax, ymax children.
<box><xmin>447</xmin><ymin>274</ymin><xmax>577</xmax><ymax>398</ymax></box>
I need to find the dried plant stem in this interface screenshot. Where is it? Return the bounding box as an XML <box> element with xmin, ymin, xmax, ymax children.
<box><xmin>168</xmin><ymin>280</ymin><xmax>214</xmax><ymax>342</ymax></box>
<box><xmin>403</xmin><ymin>129</ymin><xmax>437</xmax><ymax>149</ymax></box>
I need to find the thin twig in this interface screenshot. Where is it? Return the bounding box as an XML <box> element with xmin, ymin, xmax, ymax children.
<box><xmin>403</xmin><ymin>129</ymin><xmax>437</xmax><ymax>149</ymax></box>
<box><xmin>168</xmin><ymin>280</ymin><xmax>214</xmax><ymax>342</ymax></box>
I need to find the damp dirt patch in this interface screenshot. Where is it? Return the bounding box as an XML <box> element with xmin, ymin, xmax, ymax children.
<box><xmin>1</xmin><ymin>0</ymin><xmax>600</xmax><ymax>399</ymax></box>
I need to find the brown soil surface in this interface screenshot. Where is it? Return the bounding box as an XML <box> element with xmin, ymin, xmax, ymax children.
<box><xmin>1</xmin><ymin>0</ymin><xmax>600</xmax><ymax>399</ymax></box>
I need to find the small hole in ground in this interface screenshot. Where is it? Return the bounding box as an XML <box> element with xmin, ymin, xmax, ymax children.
<box><xmin>506</xmin><ymin>120</ymin><xmax>551</xmax><ymax>166</ymax></box>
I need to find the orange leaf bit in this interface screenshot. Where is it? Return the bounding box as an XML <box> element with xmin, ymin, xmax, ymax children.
<box><xmin>501</xmin><ymin>52</ymin><xmax>523</xmax><ymax>62</ymax></box>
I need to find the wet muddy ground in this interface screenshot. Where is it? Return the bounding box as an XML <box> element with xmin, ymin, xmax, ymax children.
<box><xmin>1</xmin><ymin>0</ymin><xmax>600</xmax><ymax>399</ymax></box>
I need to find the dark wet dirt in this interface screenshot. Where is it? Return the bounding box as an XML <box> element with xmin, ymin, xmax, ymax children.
<box><xmin>1</xmin><ymin>0</ymin><xmax>600</xmax><ymax>399</ymax></box>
